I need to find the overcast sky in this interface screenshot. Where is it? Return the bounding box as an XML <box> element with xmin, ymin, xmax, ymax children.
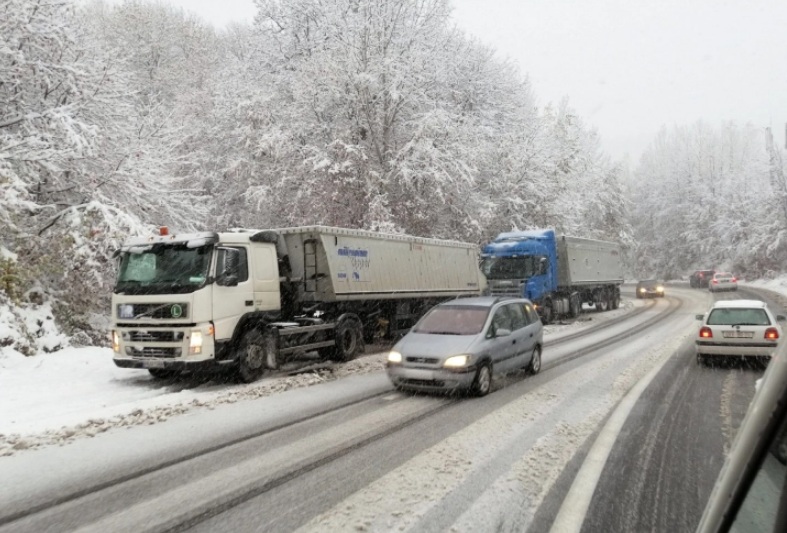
<box><xmin>162</xmin><ymin>0</ymin><xmax>787</xmax><ymax>162</ymax></box>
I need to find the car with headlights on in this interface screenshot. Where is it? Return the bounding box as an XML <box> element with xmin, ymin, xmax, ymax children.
<box><xmin>636</xmin><ymin>279</ymin><xmax>665</xmax><ymax>298</ymax></box>
<box><xmin>695</xmin><ymin>299</ymin><xmax>785</xmax><ymax>366</ymax></box>
<box><xmin>708</xmin><ymin>271</ymin><xmax>738</xmax><ymax>292</ymax></box>
<box><xmin>386</xmin><ymin>296</ymin><xmax>543</xmax><ymax>396</ymax></box>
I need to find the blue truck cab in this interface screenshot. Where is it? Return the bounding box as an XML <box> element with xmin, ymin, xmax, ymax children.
<box><xmin>480</xmin><ymin>229</ymin><xmax>558</xmax><ymax>304</ymax></box>
<box><xmin>481</xmin><ymin>229</ymin><xmax>623</xmax><ymax>324</ymax></box>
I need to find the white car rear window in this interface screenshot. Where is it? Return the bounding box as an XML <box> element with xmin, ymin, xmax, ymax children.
<box><xmin>707</xmin><ymin>308</ymin><xmax>770</xmax><ymax>326</ymax></box>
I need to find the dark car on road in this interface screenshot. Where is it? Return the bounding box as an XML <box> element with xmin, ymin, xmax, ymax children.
<box><xmin>690</xmin><ymin>269</ymin><xmax>716</xmax><ymax>288</ymax></box>
<box><xmin>697</xmin><ymin>330</ymin><xmax>787</xmax><ymax>533</ymax></box>
<box><xmin>636</xmin><ymin>279</ymin><xmax>665</xmax><ymax>298</ymax></box>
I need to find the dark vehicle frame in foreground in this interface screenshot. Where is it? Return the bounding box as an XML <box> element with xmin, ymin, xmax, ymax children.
<box><xmin>696</xmin><ymin>338</ymin><xmax>787</xmax><ymax>532</ymax></box>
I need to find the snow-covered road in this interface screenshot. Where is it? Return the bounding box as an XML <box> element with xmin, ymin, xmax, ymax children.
<box><xmin>0</xmin><ymin>297</ymin><xmax>637</xmax><ymax>455</ymax></box>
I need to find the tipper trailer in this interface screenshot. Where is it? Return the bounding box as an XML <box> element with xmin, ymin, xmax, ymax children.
<box><xmin>480</xmin><ymin>229</ymin><xmax>623</xmax><ymax>324</ymax></box>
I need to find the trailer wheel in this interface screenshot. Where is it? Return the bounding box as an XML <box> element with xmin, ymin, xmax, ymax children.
<box><xmin>610</xmin><ymin>289</ymin><xmax>620</xmax><ymax>310</ymax></box>
<box><xmin>237</xmin><ymin>328</ymin><xmax>277</xmax><ymax>383</ymax></box>
<box><xmin>569</xmin><ymin>295</ymin><xmax>581</xmax><ymax>318</ymax></box>
<box><xmin>594</xmin><ymin>290</ymin><xmax>609</xmax><ymax>312</ymax></box>
<box><xmin>328</xmin><ymin>316</ymin><xmax>364</xmax><ymax>362</ymax></box>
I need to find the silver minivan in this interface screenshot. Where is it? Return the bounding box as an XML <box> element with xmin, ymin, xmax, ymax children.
<box><xmin>385</xmin><ymin>296</ymin><xmax>543</xmax><ymax>396</ymax></box>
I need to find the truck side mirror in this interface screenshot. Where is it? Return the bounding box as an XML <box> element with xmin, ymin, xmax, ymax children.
<box><xmin>539</xmin><ymin>257</ymin><xmax>548</xmax><ymax>275</ymax></box>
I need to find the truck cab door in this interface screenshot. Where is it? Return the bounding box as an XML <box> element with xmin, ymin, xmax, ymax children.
<box><xmin>212</xmin><ymin>246</ymin><xmax>255</xmax><ymax>342</ymax></box>
<box><xmin>526</xmin><ymin>256</ymin><xmax>551</xmax><ymax>302</ymax></box>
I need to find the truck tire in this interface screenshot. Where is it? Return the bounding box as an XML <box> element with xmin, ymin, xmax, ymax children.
<box><xmin>237</xmin><ymin>328</ymin><xmax>277</xmax><ymax>383</ymax></box>
<box><xmin>328</xmin><ymin>316</ymin><xmax>364</xmax><ymax>362</ymax></box>
<box><xmin>595</xmin><ymin>290</ymin><xmax>609</xmax><ymax>312</ymax></box>
<box><xmin>541</xmin><ymin>301</ymin><xmax>554</xmax><ymax>325</ymax></box>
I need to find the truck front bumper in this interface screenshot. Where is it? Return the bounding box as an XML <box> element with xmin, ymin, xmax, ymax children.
<box><xmin>112</xmin><ymin>357</ymin><xmax>235</xmax><ymax>371</ymax></box>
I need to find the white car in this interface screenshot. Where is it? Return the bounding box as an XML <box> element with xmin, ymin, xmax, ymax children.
<box><xmin>695</xmin><ymin>300</ymin><xmax>785</xmax><ymax>366</ymax></box>
<box><xmin>708</xmin><ymin>272</ymin><xmax>737</xmax><ymax>292</ymax></box>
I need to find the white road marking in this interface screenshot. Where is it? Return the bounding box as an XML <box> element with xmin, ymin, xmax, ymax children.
<box><xmin>549</xmin><ymin>341</ymin><xmax>675</xmax><ymax>533</ymax></box>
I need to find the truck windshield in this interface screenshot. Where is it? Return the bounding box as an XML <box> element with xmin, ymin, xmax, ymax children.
<box><xmin>480</xmin><ymin>256</ymin><xmax>539</xmax><ymax>280</ymax></box>
<box><xmin>114</xmin><ymin>243</ymin><xmax>213</xmax><ymax>295</ymax></box>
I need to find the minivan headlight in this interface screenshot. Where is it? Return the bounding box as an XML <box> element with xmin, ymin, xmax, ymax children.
<box><xmin>444</xmin><ymin>355</ymin><xmax>469</xmax><ymax>368</ymax></box>
<box><xmin>387</xmin><ymin>351</ymin><xmax>403</xmax><ymax>364</ymax></box>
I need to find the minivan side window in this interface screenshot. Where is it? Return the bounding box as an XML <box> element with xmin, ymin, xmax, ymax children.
<box><xmin>490</xmin><ymin>306</ymin><xmax>514</xmax><ymax>334</ymax></box>
<box><xmin>523</xmin><ymin>303</ymin><xmax>540</xmax><ymax>324</ymax></box>
<box><xmin>508</xmin><ymin>303</ymin><xmax>528</xmax><ymax>330</ymax></box>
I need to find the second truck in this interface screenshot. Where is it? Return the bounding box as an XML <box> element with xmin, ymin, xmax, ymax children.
<box><xmin>480</xmin><ymin>229</ymin><xmax>623</xmax><ymax>324</ymax></box>
<box><xmin>111</xmin><ymin>225</ymin><xmax>486</xmax><ymax>382</ymax></box>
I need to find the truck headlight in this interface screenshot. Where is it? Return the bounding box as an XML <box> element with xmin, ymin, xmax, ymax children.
<box><xmin>656</xmin><ymin>286</ymin><xmax>664</xmax><ymax>292</ymax></box>
<box><xmin>387</xmin><ymin>351</ymin><xmax>402</xmax><ymax>364</ymax></box>
<box><xmin>189</xmin><ymin>330</ymin><xmax>203</xmax><ymax>354</ymax></box>
<box><xmin>444</xmin><ymin>355</ymin><xmax>469</xmax><ymax>368</ymax></box>
<box><xmin>112</xmin><ymin>330</ymin><xmax>120</xmax><ymax>353</ymax></box>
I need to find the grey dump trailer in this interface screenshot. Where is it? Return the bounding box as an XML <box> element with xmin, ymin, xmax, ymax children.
<box><xmin>111</xmin><ymin>225</ymin><xmax>486</xmax><ymax>381</ymax></box>
<box><xmin>481</xmin><ymin>229</ymin><xmax>623</xmax><ymax>323</ymax></box>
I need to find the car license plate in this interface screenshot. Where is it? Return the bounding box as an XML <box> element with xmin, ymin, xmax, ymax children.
<box><xmin>144</xmin><ymin>360</ymin><xmax>166</xmax><ymax>369</ymax></box>
<box><xmin>722</xmin><ymin>331</ymin><xmax>753</xmax><ymax>338</ymax></box>
<box><xmin>405</xmin><ymin>369</ymin><xmax>436</xmax><ymax>380</ymax></box>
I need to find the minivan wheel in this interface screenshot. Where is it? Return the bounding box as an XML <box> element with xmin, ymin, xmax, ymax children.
<box><xmin>472</xmin><ymin>363</ymin><xmax>492</xmax><ymax>397</ymax></box>
<box><xmin>527</xmin><ymin>345</ymin><xmax>542</xmax><ymax>375</ymax></box>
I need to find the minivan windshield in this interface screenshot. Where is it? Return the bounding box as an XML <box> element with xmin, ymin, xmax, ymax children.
<box><xmin>413</xmin><ymin>306</ymin><xmax>490</xmax><ymax>335</ymax></box>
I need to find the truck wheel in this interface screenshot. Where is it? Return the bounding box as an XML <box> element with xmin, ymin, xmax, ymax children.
<box><xmin>595</xmin><ymin>291</ymin><xmax>609</xmax><ymax>312</ymax></box>
<box><xmin>328</xmin><ymin>316</ymin><xmax>364</xmax><ymax>362</ymax></box>
<box><xmin>569</xmin><ymin>295</ymin><xmax>581</xmax><ymax>318</ymax></box>
<box><xmin>148</xmin><ymin>368</ymin><xmax>177</xmax><ymax>380</ymax></box>
<box><xmin>541</xmin><ymin>302</ymin><xmax>553</xmax><ymax>325</ymax></box>
<box><xmin>237</xmin><ymin>328</ymin><xmax>277</xmax><ymax>383</ymax></box>
<box><xmin>472</xmin><ymin>362</ymin><xmax>492</xmax><ymax>397</ymax></box>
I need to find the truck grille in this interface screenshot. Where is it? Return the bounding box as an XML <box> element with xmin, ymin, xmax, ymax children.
<box><xmin>125</xmin><ymin>347</ymin><xmax>182</xmax><ymax>358</ymax></box>
<box><xmin>127</xmin><ymin>331</ymin><xmax>184</xmax><ymax>342</ymax></box>
<box><xmin>117</xmin><ymin>303</ymin><xmax>189</xmax><ymax>320</ymax></box>
<box><xmin>488</xmin><ymin>280</ymin><xmax>524</xmax><ymax>297</ymax></box>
